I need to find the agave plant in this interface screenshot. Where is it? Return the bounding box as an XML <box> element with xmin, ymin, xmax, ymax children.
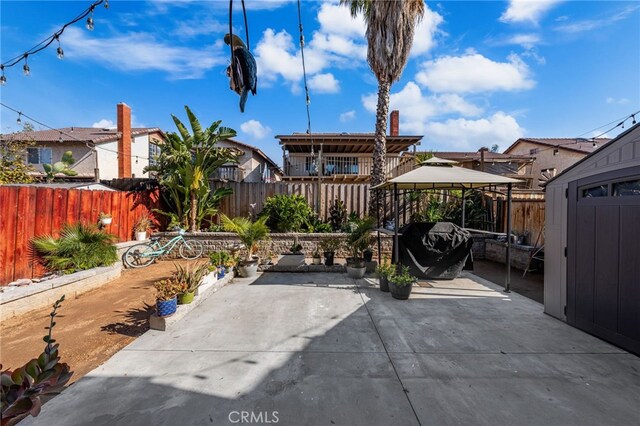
<box><xmin>173</xmin><ymin>262</ymin><xmax>210</xmax><ymax>293</ymax></box>
<box><xmin>32</xmin><ymin>223</ymin><xmax>118</xmax><ymax>274</ymax></box>
<box><xmin>1</xmin><ymin>296</ymin><xmax>73</xmax><ymax>425</ymax></box>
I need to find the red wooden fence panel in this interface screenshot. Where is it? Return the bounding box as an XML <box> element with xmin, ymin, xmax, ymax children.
<box><xmin>0</xmin><ymin>186</ymin><xmax>162</xmax><ymax>285</ymax></box>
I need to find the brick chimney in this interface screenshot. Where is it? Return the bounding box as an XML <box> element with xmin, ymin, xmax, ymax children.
<box><xmin>390</xmin><ymin>110</ymin><xmax>399</xmax><ymax>136</ymax></box>
<box><xmin>117</xmin><ymin>103</ymin><xmax>132</xmax><ymax>178</ymax></box>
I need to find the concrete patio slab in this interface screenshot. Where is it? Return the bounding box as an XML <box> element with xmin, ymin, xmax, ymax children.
<box><xmin>25</xmin><ymin>271</ymin><xmax>640</xmax><ymax>426</ymax></box>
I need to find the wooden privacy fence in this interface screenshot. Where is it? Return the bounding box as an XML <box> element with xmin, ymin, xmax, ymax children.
<box><xmin>214</xmin><ymin>181</ymin><xmax>371</xmax><ymax>220</ymax></box>
<box><xmin>0</xmin><ymin>185</ymin><xmax>161</xmax><ymax>285</ymax></box>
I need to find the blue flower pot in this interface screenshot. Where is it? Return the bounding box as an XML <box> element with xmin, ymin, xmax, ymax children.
<box><xmin>218</xmin><ymin>266</ymin><xmax>226</xmax><ymax>278</ymax></box>
<box><xmin>156</xmin><ymin>297</ymin><xmax>177</xmax><ymax>317</ymax></box>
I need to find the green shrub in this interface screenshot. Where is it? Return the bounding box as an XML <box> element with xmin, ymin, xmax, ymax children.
<box><xmin>32</xmin><ymin>223</ymin><xmax>118</xmax><ymax>274</ymax></box>
<box><xmin>259</xmin><ymin>194</ymin><xmax>314</xmax><ymax>232</ymax></box>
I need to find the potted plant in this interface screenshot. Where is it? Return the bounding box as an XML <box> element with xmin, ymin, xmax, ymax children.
<box><xmin>210</xmin><ymin>251</ymin><xmax>230</xmax><ymax>278</ymax></box>
<box><xmin>154</xmin><ymin>277</ymin><xmax>183</xmax><ymax>317</ymax></box>
<box><xmin>98</xmin><ymin>212</ymin><xmax>112</xmax><ymax>226</ymax></box>
<box><xmin>311</xmin><ymin>247</ymin><xmax>322</xmax><ymax>265</ymax></box>
<box><xmin>388</xmin><ymin>265</ymin><xmax>417</xmax><ymax>300</ymax></box>
<box><xmin>319</xmin><ymin>237</ymin><xmax>342</xmax><ymax>266</ymax></box>
<box><xmin>363</xmin><ymin>247</ymin><xmax>374</xmax><ymax>262</ymax></box>
<box><xmin>174</xmin><ymin>262</ymin><xmax>209</xmax><ymax>304</ymax></box>
<box><xmin>375</xmin><ymin>259</ymin><xmax>394</xmax><ymax>293</ymax></box>
<box><xmin>345</xmin><ymin>217</ymin><xmax>375</xmax><ymax>278</ymax></box>
<box><xmin>134</xmin><ymin>214</ymin><xmax>152</xmax><ymax>241</ymax></box>
<box><xmin>277</xmin><ymin>236</ymin><xmax>305</xmax><ymax>267</ymax></box>
<box><xmin>221</xmin><ymin>214</ymin><xmax>269</xmax><ymax>278</ymax></box>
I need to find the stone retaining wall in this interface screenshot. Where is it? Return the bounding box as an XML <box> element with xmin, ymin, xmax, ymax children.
<box><xmin>156</xmin><ymin>232</ymin><xmax>394</xmax><ymax>259</ymax></box>
<box><xmin>485</xmin><ymin>239</ymin><xmax>536</xmax><ymax>270</ymax></box>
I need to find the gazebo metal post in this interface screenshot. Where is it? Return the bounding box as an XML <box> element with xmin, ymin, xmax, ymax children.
<box><xmin>394</xmin><ymin>183</ymin><xmax>400</xmax><ymax>264</ymax></box>
<box><xmin>505</xmin><ymin>183</ymin><xmax>512</xmax><ymax>293</ymax></box>
<box><xmin>461</xmin><ymin>187</ymin><xmax>466</xmax><ymax>228</ymax></box>
<box><xmin>376</xmin><ymin>188</ymin><xmax>382</xmax><ymax>265</ymax></box>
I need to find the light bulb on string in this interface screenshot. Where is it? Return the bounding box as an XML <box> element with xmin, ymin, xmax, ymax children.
<box><xmin>553</xmin><ymin>148</ymin><xmax>559</xmax><ymax>156</ymax></box>
<box><xmin>632</xmin><ymin>114</ymin><xmax>637</xmax><ymax>125</ymax></box>
<box><xmin>55</xmin><ymin>36</ymin><xmax>64</xmax><ymax>59</ymax></box>
<box><xmin>0</xmin><ymin>65</ymin><xmax>6</xmax><ymax>85</ymax></box>
<box><xmin>16</xmin><ymin>112</ymin><xmax>22</xmax><ymax>125</ymax></box>
<box><xmin>104</xmin><ymin>0</ymin><xmax>109</xmax><ymax>8</ymax></box>
<box><xmin>86</xmin><ymin>7</ymin><xmax>95</xmax><ymax>30</ymax></box>
<box><xmin>59</xmin><ymin>134</ymin><xmax>63</xmax><ymax>143</ymax></box>
<box><xmin>592</xmin><ymin>141</ymin><xmax>598</xmax><ymax>148</ymax></box>
<box><xmin>23</xmin><ymin>55</ymin><xmax>30</xmax><ymax>76</ymax></box>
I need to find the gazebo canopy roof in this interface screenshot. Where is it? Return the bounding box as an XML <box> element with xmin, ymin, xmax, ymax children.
<box><xmin>374</xmin><ymin>162</ymin><xmax>522</xmax><ymax>190</ymax></box>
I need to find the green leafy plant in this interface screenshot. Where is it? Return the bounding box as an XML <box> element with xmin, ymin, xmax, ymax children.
<box><xmin>209</xmin><ymin>251</ymin><xmax>231</xmax><ymax>266</ymax></box>
<box><xmin>312</xmin><ymin>247</ymin><xmax>322</xmax><ymax>258</ymax></box>
<box><xmin>304</xmin><ymin>214</ymin><xmax>332</xmax><ymax>233</ymax></box>
<box><xmin>346</xmin><ymin>216</ymin><xmax>375</xmax><ymax>260</ymax></box>
<box><xmin>0</xmin><ymin>134</ymin><xmax>35</xmax><ymax>184</ymax></box>
<box><xmin>153</xmin><ymin>277</ymin><xmax>183</xmax><ymax>301</ymax></box>
<box><xmin>173</xmin><ymin>262</ymin><xmax>209</xmax><ymax>294</ymax></box>
<box><xmin>42</xmin><ymin>151</ymin><xmax>78</xmax><ymax>182</ymax></box>
<box><xmin>145</xmin><ymin>106</ymin><xmax>239</xmax><ymax>231</ymax></box>
<box><xmin>220</xmin><ymin>215</ymin><xmax>270</xmax><ymax>261</ymax></box>
<box><xmin>375</xmin><ymin>258</ymin><xmax>395</xmax><ymax>279</ymax></box>
<box><xmin>98</xmin><ymin>212</ymin><xmax>112</xmax><ymax>220</ymax></box>
<box><xmin>32</xmin><ymin>223</ymin><xmax>118</xmax><ymax>274</ymax></box>
<box><xmin>328</xmin><ymin>199</ymin><xmax>347</xmax><ymax>231</ymax></box>
<box><xmin>259</xmin><ymin>194</ymin><xmax>314</xmax><ymax>232</ymax></box>
<box><xmin>389</xmin><ymin>265</ymin><xmax>417</xmax><ymax>287</ymax></box>
<box><xmin>319</xmin><ymin>237</ymin><xmax>343</xmax><ymax>253</ymax></box>
<box><xmin>1</xmin><ymin>295</ymin><xmax>73</xmax><ymax>425</ymax></box>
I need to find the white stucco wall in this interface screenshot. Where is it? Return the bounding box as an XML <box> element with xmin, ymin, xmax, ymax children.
<box><xmin>131</xmin><ymin>134</ymin><xmax>151</xmax><ymax>178</ymax></box>
<box><xmin>544</xmin><ymin>124</ymin><xmax>640</xmax><ymax>321</ymax></box>
<box><xmin>96</xmin><ymin>140</ymin><xmax>119</xmax><ymax>180</ymax></box>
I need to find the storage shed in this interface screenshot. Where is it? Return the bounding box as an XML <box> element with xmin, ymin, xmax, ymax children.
<box><xmin>544</xmin><ymin>122</ymin><xmax>640</xmax><ymax>355</ymax></box>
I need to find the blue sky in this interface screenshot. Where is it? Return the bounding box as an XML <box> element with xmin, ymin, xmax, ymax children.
<box><xmin>1</xmin><ymin>0</ymin><xmax>639</xmax><ymax>165</ymax></box>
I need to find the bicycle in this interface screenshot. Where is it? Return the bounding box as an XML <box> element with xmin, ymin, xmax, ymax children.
<box><xmin>123</xmin><ymin>229</ymin><xmax>204</xmax><ymax>268</ymax></box>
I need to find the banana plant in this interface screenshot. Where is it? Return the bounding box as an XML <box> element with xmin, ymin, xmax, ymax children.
<box><xmin>42</xmin><ymin>151</ymin><xmax>78</xmax><ymax>183</ymax></box>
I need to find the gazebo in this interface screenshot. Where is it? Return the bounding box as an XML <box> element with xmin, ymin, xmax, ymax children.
<box><xmin>373</xmin><ymin>157</ymin><xmax>522</xmax><ymax>291</ymax></box>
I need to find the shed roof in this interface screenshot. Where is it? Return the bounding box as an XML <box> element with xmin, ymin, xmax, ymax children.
<box><xmin>375</xmin><ymin>163</ymin><xmax>521</xmax><ymax>190</ymax></box>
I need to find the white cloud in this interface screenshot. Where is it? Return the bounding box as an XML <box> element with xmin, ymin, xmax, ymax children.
<box><xmin>506</xmin><ymin>33</ymin><xmax>541</xmax><ymax>48</ymax></box>
<box><xmin>316</xmin><ymin>2</ymin><xmax>366</xmax><ymax>39</ymax></box>
<box><xmin>416</xmin><ymin>53</ymin><xmax>535</xmax><ymax>94</ymax></box>
<box><xmin>240</xmin><ymin>120</ymin><xmax>272</xmax><ymax>139</ymax></box>
<box><xmin>554</xmin><ymin>5</ymin><xmax>639</xmax><ymax>33</ymax></box>
<box><xmin>362</xmin><ymin>82</ymin><xmax>483</xmax><ymax>134</ymax></box>
<box><xmin>92</xmin><ymin>119</ymin><xmax>115</xmax><ymax>129</ymax></box>
<box><xmin>63</xmin><ymin>27</ymin><xmax>224</xmax><ymax>79</ymax></box>
<box><xmin>500</xmin><ymin>0</ymin><xmax>563</xmax><ymax>25</ymax></box>
<box><xmin>410</xmin><ymin>7</ymin><xmax>445</xmax><ymax>56</ymax></box>
<box><xmin>425</xmin><ymin>113</ymin><xmax>525</xmax><ymax>151</ymax></box>
<box><xmin>606</xmin><ymin>97</ymin><xmax>629</xmax><ymax>105</ymax></box>
<box><xmin>308</xmin><ymin>73</ymin><xmax>340</xmax><ymax>94</ymax></box>
<box><xmin>340</xmin><ymin>110</ymin><xmax>357</xmax><ymax>123</ymax></box>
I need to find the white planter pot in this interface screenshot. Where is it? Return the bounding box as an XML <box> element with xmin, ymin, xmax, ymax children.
<box><xmin>136</xmin><ymin>231</ymin><xmax>147</xmax><ymax>241</ymax></box>
<box><xmin>346</xmin><ymin>266</ymin><xmax>366</xmax><ymax>279</ymax></box>
<box><xmin>312</xmin><ymin>257</ymin><xmax>322</xmax><ymax>265</ymax></box>
<box><xmin>100</xmin><ymin>218</ymin><xmax>112</xmax><ymax>225</ymax></box>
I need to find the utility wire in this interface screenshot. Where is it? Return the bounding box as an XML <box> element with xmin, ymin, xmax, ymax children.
<box><xmin>0</xmin><ymin>102</ymin><xmax>151</xmax><ymax>160</ymax></box>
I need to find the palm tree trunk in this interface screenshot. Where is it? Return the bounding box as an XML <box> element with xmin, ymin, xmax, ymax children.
<box><xmin>190</xmin><ymin>189</ymin><xmax>197</xmax><ymax>232</ymax></box>
<box><xmin>369</xmin><ymin>79</ymin><xmax>390</xmax><ymax>217</ymax></box>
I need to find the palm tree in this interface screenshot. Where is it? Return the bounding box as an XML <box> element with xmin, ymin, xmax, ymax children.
<box><xmin>341</xmin><ymin>0</ymin><xmax>425</xmax><ymax>215</ymax></box>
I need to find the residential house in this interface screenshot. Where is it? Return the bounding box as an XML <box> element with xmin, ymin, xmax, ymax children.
<box><xmin>421</xmin><ymin>150</ymin><xmax>537</xmax><ymax>189</ymax></box>
<box><xmin>276</xmin><ymin>111</ymin><xmax>421</xmax><ymax>182</ymax></box>
<box><xmin>215</xmin><ymin>139</ymin><xmax>283</xmax><ymax>183</ymax></box>
<box><xmin>0</xmin><ymin>103</ymin><xmax>166</xmax><ymax>181</ymax></box>
<box><xmin>504</xmin><ymin>137</ymin><xmax>611</xmax><ymax>187</ymax></box>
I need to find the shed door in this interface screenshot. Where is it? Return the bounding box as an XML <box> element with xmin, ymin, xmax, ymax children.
<box><xmin>567</xmin><ymin>166</ymin><xmax>640</xmax><ymax>355</ymax></box>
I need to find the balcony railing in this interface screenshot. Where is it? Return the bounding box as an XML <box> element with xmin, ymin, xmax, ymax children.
<box><xmin>285</xmin><ymin>155</ymin><xmax>408</xmax><ymax>178</ymax></box>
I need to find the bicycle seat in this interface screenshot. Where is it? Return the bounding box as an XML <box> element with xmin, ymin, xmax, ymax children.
<box><xmin>149</xmin><ymin>236</ymin><xmax>161</xmax><ymax>241</ymax></box>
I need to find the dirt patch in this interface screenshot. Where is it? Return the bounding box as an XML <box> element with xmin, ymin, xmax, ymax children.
<box><xmin>0</xmin><ymin>260</ymin><xmax>201</xmax><ymax>383</ymax></box>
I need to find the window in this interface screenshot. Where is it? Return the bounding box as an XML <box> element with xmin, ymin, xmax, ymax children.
<box><xmin>148</xmin><ymin>143</ymin><xmax>161</xmax><ymax>167</ymax></box>
<box><xmin>529</xmin><ymin>148</ymin><xmax>539</xmax><ymax>155</ymax></box>
<box><xmin>582</xmin><ymin>185</ymin><xmax>608</xmax><ymax>198</ymax></box>
<box><xmin>613</xmin><ymin>179</ymin><xmax>640</xmax><ymax>197</ymax></box>
<box><xmin>27</xmin><ymin>147</ymin><xmax>52</xmax><ymax>164</ymax></box>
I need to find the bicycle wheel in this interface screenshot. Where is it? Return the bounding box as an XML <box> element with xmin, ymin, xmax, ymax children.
<box><xmin>179</xmin><ymin>239</ymin><xmax>204</xmax><ymax>259</ymax></box>
<box><xmin>124</xmin><ymin>243</ymin><xmax>156</xmax><ymax>268</ymax></box>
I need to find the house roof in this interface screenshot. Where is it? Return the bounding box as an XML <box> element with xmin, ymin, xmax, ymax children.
<box><xmin>504</xmin><ymin>137</ymin><xmax>612</xmax><ymax>155</ymax></box>
<box><xmin>0</xmin><ymin>127</ymin><xmax>165</xmax><ymax>144</ymax></box>
<box><xmin>422</xmin><ymin>151</ymin><xmax>535</xmax><ymax>162</ymax></box>
<box><xmin>542</xmin><ymin>123</ymin><xmax>640</xmax><ymax>187</ymax></box>
<box><xmin>5</xmin><ymin>182</ymin><xmax>116</xmax><ymax>191</ymax></box>
<box><xmin>224</xmin><ymin>138</ymin><xmax>283</xmax><ymax>174</ymax></box>
<box><xmin>276</xmin><ymin>133</ymin><xmax>422</xmax><ymax>154</ymax></box>
<box><xmin>374</xmin><ymin>162</ymin><xmax>522</xmax><ymax>190</ymax></box>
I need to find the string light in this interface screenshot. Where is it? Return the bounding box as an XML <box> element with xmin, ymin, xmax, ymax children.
<box><xmin>633</xmin><ymin>114</ymin><xmax>637</xmax><ymax>125</ymax></box>
<box><xmin>553</xmin><ymin>148</ymin><xmax>559</xmax><ymax>156</ymax></box>
<box><xmin>86</xmin><ymin>7</ymin><xmax>95</xmax><ymax>31</ymax></box>
<box><xmin>55</xmin><ymin>36</ymin><xmax>64</xmax><ymax>60</ymax></box>
<box><xmin>0</xmin><ymin>1</ymin><xmax>106</xmax><ymax>84</ymax></box>
<box><xmin>592</xmin><ymin>141</ymin><xmax>598</xmax><ymax>148</ymax></box>
<box><xmin>16</xmin><ymin>112</ymin><xmax>22</xmax><ymax>125</ymax></box>
<box><xmin>22</xmin><ymin>55</ymin><xmax>30</xmax><ymax>76</ymax></box>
